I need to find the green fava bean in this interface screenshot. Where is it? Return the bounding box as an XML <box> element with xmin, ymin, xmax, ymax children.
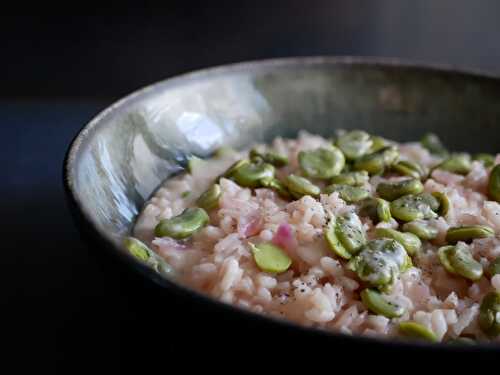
<box><xmin>196</xmin><ymin>184</ymin><xmax>222</xmax><ymax>211</ymax></box>
<box><xmin>354</xmin><ymin>146</ymin><xmax>399</xmax><ymax>175</ymax></box>
<box><xmin>347</xmin><ymin>238</ymin><xmax>408</xmax><ymax>288</ymax></box>
<box><xmin>390</xmin><ymin>194</ymin><xmax>438</xmax><ymax>222</ymax></box>
<box><xmin>336</xmin><ymin>212</ymin><xmax>367</xmax><ymax>254</ymax></box>
<box><xmin>474</xmin><ymin>153</ymin><xmax>495</xmax><ymax>168</ymax></box>
<box><xmin>401</xmin><ymin>220</ymin><xmax>438</xmax><ymax>240</ymax></box>
<box><xmin>445</xmin><ymin>225</ymin><xmax>494</xmax><ymax>244</ymax></box>
<box><xmin>154</xmin><ymin>207</ymin><xmax>209</xmax><ymax>239</ymax></box>
<box><xmin>369</xmin><ymin>136</ymin><xmax>390</xmax><ymax>153</ymax></box>
<box><xmin>360</xmin><ymin>288</ymin><xmax>406</xmax><ymax>318</ymax></box>
<box><xmin>375</xmin><ymin>228</ymin><xmax>422</xmax><ymax>256</ymax></box>
<box><xmin>376</xmin><ymin>178</ymin><xmax>424</xmax><ymax>201</ymax></box>
<box><xmin>420</xmin><ymin>133</ymin><xmax>448</xmax><ymax>158</ymax></box>
<box><xmin>324</xmin><ymin>184</ymin><xmax>370</xmax><ymax>203</ymax></box>
<box><xmin>124</xmin><ymin>237</ymin><xmax>175</xmax><ymax>277</ymax></box>
<box><xmin>358</xmin><ymin>197</ymin><xmax>392</xmax><ymax>223</ymax></box>
<box><xmin>299</xmin><ymin>147</ymin><xmax>345</xmax><ymax>179</ymax></box>
<box><xmin>283</xmin><ymin>174</ymin><xmax>321</xmax><ymax>198</ymax></box>
<box><xmin>436</xmin><ymin>153</ymin><xmax>472</xmax><ymax>175</ymax></box>
<box><xmin>231</xmin><ymin>162</ymin><xmax>275</xmax><ymax>188</ymax></box>
<box><xmin>124</xmin><ymin>237</ymin><xmax>152</xmax><ymax>262</ymax></box>
<box><xmin>392</xmin><ymin>160</ymin><xmax>427</xmax><ymax>180</ymax></box>
<box><xmin>479</xmin><ymin>291</ymin><xmax>500</xmax><ymax>337</ymax></box>
<box><xmin>249</xmin><ymin>148</ymin><xmax>289</xmax><ymax>167</ymax></box>
<box><xmin>221</xmin><ymin>159</ymin><xmax>250</xmax><ymax>180</ymax></box>
<box><xmin>419</xmin><ymin>192</ymin><xmax>440</xmax><ymax>212</ymax></box>
<box><xmin>261</xmin><ymin>178</ymin><xmax>291</xmax><ymax>199</ymax></box>
<box><xmin>487</xmin><ymin>257</ymin><xmax>500</xmax><ymax>278</ymax></box>
<box><xmin>438</xmin><ymin>243</ymin><xmax>483</xmax><ymax>281</ymax></box>
<box><xmin>330</xmin><ymin>171</ymin><xmax>369</xmax><ymax>186</ymax></box>
<box><xmin>325</xmin><ymin>212</ymin><xmax>366</xmax><ymax>259</ymax></box>
<box><xmin>325</xmin><ymin>217</ymin><xmax>352</xmax><ymax>259</ymax></box>
<box><xmin>399</xmin><ymin>321</ymin><xmax>438</xmax><ymax>342</ymax></box>
<box><xmin>431</xmin><ymin>191</ymin><xmax>450</xmax><ymax>216</ymax></box>
<box><xmin>336</xmin><ymin>130</ymin><xmax>373</xmax><ymax>160</ymax></box>
<box><xmin>250</xmin><ymin>242</ymin><xmax>292</xmax><ymax>273</ymax></box>
<box><xmin>488</xmin><ymin>164</ymin><xmax>500</xmax><ymax>202</ymax></box>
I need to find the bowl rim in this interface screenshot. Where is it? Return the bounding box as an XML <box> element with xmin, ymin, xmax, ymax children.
<box><xmin>63</xmin><ymin>56</ymin><xmax>500</xmax><ymax>352</ymax></box>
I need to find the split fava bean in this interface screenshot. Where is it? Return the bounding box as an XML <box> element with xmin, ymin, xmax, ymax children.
<box><xmin>479</xmin><ymin>291</ymin><xmax>500</xmax><ymax>337</ymax></box>
<box><xmin>221</xmin><ymin>159</ymin><xmax>250</xmax><ymax>180</ymax></box>
<box><xmin>231</xmin><ymin>162</ymin><xmax>275</xmax><ymax>188</ymax></box>
<box><xmin>325</xmin><ymin>212</ymin><xmax>366</xmax><ymax>259</ymax></box>
<box><xmin>283</xmin><ymin>174</ymin><xmax>321</xmax><ymax>198</ymax></box>
<box><xmin>401</xmin><ymin>220</ymin><xmax>438</xmax><ymax>240</ymax></box>
<box><xmin>488</xmin><ymin>164</ymin><xmax>500</xmax><ymax>202</ymax></box>
<box><xmin>445</xmin><ymin>225</ymin><xmax>494</xmax><ymax>244</ymax></box>
<box><xmin>124</xmin><ymin>236</ymin><xmax>151</xmax><ymax>262</ymax></box>
<box><xmin>347</xmin><ymin>238</ymin><xmax>409</xmax><ymax>289</ymax></box>
<box><xmin>196</xmin><ymin>184</ymin><xmax>221</xmax><ymax>210</ymax></box>
<box><xmin>399</xmin><ymin>321</ymin><xmax>438</xmax><ymax>342</ymax></box>
<box><xmin>360</xmin><ymin>288</ymin><xmax>405</xmax><ymax>318</ymax></box>
<box><xmin>124</xmin><ymin>237</ymin><xmax>174</xmax><ymax>277</ymax></box>
<box><xmin>299</xmin><ymin>147</ymin><xmax>345</xmax><ymax>179</ymax></box>
<box><xmin>250</xmin><ymin>242</ymin><xmax>292</xmax><ymax>273</ymax></box>
<box><xmin>329</xmin><ymin>171</ymin><xmax>369</xmax><ymax>186</ymax></box>
<box><xmin>436</xmin><ymin>153</ymin><xmax>472</xmax><ymax>175</ymax></box>
<box><xmin>336</xmin><ymin>130</ymin><xmax>373</xmax><ymax>160</ymax></box>
<box><xmin>358</xmin><ymin>197</ymin><xmax>392</xmax><ymax>223</ymax></box>
<box><xmin>376</xmin><ymin>178</ymin><xmax>424</xmax><ymax>201</ymax></box>
<box><xmin>249</xmin><ymin>148</ymin><xmax>289</xmax><ymax>167</ymax></box>
<box><xmin>155</xmin><ymin>207</ymin><xmax>209</xmax><ymax>239</ymax></box>
<box><xmin>420</xmin><ymin>133</ymin><xmax>448</xmax><ymax>158</ymax></box>
<box><xmin>438</xmin><ymin>242</ymin><xmax>483</xmax><ymax>281</ymax></box>
<box><xmin>369</xmin><ymin>136</ymin><xmax>390</xmax><ymax>153</ymax></box>
<box><xmin>375</xmin><ymin>227</ymin><xmax>422</xmax><ymax>256</ymax></box>
<box><xmin>390</xmin><ymin>194</ymin><xmax>438</xmax><ymax>222</ymax></box>
<box><xmin>431</xmin><ymin>191</ymin><xmax>450</xmax><ymax>217</ymax></box>
<box><xmin>323</xmin><ymin>184</ymin><xmax>370</xmax><ymax>203</ymax></box>
<box><xmin>392</xmin><ymin>160</ymin><xmax>427</xmax><ymax>180</ymax></box>
<box><xmin>354</xmin><ymin>146</ymin><xmax>399</xmax><ymax>175</ymax></box>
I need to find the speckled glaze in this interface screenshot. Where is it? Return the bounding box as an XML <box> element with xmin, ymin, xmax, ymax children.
<box><xmin>64</xmin><ymin>57</ymin><xmax>500</xmax><ymax>354</ymax></box>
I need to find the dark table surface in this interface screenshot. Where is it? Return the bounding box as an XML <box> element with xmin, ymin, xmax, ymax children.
<box><xmin>6</xmin><ymin>4</ymin><xmax>500</xmax><ymax>370</ymax></box>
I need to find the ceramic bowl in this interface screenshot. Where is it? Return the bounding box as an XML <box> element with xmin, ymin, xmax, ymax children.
<box><xmin>64</xmin><ymin>57</ymin><xmax>500</xmax><ymax>355</ymax></box>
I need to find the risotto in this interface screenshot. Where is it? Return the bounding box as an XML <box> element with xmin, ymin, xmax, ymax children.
<box><xmin>128</xmin><ymin>130</ymin><xmax>500</xmax><ymax>343</ymax></box>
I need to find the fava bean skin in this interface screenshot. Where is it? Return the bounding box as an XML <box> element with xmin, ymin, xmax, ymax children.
<box><xmin>420</xmin><ymin>133</ymin><xmax>448</xmax><ymax>158</ymax></box>
<box><xmin>390</xmin><ymin>194</ymin><xmax>437</xmax><ymax>222</ymax></box>
<box><xmin>249</xmin><ymin>148</ymin><xmax>289</xmax><ymax>167</ymax></box>
<box><xmin>436</xmin><ymin>153</ymin><xmax>472</xmax><ymax>175</ymax></box>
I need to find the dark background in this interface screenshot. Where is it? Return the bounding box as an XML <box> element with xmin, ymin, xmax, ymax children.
<box><xmin>4</xmin><ymin>3</ymin><xmax>500</xmax><ymax>371</ymax></box>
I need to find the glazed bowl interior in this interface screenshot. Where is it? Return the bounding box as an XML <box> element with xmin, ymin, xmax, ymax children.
<box><xmin>65</xmin><ymin>57</ymin><xmax>500</xmax><ymax>348</ymax></box>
